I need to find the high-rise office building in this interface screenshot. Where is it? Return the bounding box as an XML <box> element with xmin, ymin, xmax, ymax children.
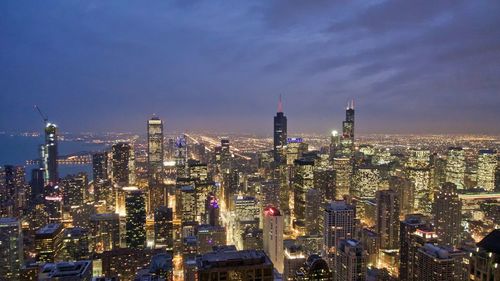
<box><xmin>402</xmin><ymin>224</ymin><xmax>438</xmax><ymax>281</ymax></box>
<box><xmin>293</xmin><ymin>159</ymin><xmax>314</xmax><ymax>227</ymax></box>
<box><xmin>92</xmin><ymin>152</ymin><xmax>108</xmax><ymax>183</ymax></box>
<box><xmin>148</xmin><ymin>116</ymin><xmax>164</xmax><ymax>186</ymax></box>
<box><xmin>197</xmin><ymin>224</ymin><xmax>226</xmax><ymax>254</ymax></box>
<box><xmin>0</xmin><ymin>218</ymin><xmax>23</xmax><ymax>280</ymax></box>
<box><xmin>339</xmin><ymin>100</ymin><xmax>355</xmax><ymax>158</ymax></box>
<box><xmin>180</xmin><ymin>185</ymin><xmax>197</xmax><ymax>222</ymax></box>
<box><xmin>399</xmin><ymin>214</ymin><xmax>427</xmax><ymax>281</ymax></box>
<box><xmin>205</xmin><ymin>193</ymin><xmax>220</xmax><ymax>226</ymax></box>
<box><xmin>89</xmin><ymin>213</ymin><xmax>120</xmax><ymax>253</ymax></box>
<box><xmin>125</xmin><ymin>188</ymin><xmax>146</xmax><ymax>249</ymax></box>
<box><xmin>274</xmin><ymin>95</ymin><xmax>287</xmax><ymax>163</ymax></box>
<box><xmin>283</xmin><ymin>244</ymin><xmax>306</xmax><ymax>281</ymax></box>
<box><xmin>61</xmin><ymin>173</ymin><xmax>87</xmax><ymax>207</ymax></box>
<box><xmin>476</xmin><ymin>149</ymin><xmax>497</xmax><ymax>191</ymax></box>
<box><xmin>112</xmin><ymin>142</ymin><xmax>135</xmax><ymax>186</ymax></box>
<box><xmin>35</xmin><ymin>223</ymin><xmax>64</xmax><ymax>263</ymax></box>
<box><xmin>335</xmin><ymin>239</ymin><xmax>367</xmax><ymax>281</ymax></box>
<box><xmin>445</xmin><ymin>147</ymin><xmax>465</xmax><ymax>189</ymax></box>
<box><xmin>263</xmin><ymin>206</ymin><xmax>284</xmax><ymax>273</ymax></box>
<box><xmin>376</xmin><ymin>189</ymin><xmax>400</xmax><ymax>250</ymax></box>
<box><xmin>196</xmin><ymin>246</ymin><xmax>274</xmax><ymax>281</ymax></box>
<box><xmin>333</xmin><ymin>157</ymin><xmax>352</xmax><ymax>200</ymax></box>
<box><xmin>324</xmin><ymin>201</ymin><xmax>355</xmax><ymax>268</ymax></box>
<box><xmin>154</xmin><ymin>206</ymin><xmax>173</xmax><ymax>250</ymax></box>
<box><xmin>41</xmin><ymin>122</ymin><xmax>58</xmax><ymax>185</ymax></box>
<box><xmin>30</xmin><ymin>167</ymin><xmax>45</xmax><ymax>201</ymax></box>
<box><xmin>413</xmin><ymin>244</ymin><xmax>466</xmax><ymax>281</ymax></box>
<box><xmin>433</xmin><ymin>182</ymin><xmax>462</xmax><ymax>247</ymax></box>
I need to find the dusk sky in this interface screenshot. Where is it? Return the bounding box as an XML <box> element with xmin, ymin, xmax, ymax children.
<box><xmin>1</xmin><ymin>1</ymin><xmax>499</xmax><ymax>135</ymax></box>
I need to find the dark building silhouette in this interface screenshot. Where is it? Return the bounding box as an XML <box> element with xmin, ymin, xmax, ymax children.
<box><xmin>273</xmin><ymin>95</ymin><xmax>287</xmax><ymax>163</ymax></box>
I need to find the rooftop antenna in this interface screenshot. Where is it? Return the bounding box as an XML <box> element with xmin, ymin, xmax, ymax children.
<box><xmin>34</xmin><ymin>105</ymin><xmax>48</xmax><ymax>124</ymax></box>
<box><xmin>278</xmin><ymin>94</ymin><xmax>283</xmax><ymax>113</ymax></box>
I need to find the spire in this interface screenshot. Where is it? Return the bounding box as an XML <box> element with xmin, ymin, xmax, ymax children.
<box><xmin>351</xmin><ymin>99</ymin><xmax>354</xmax><ymax>109</ymax></box>
<box><xmin>278</xmin><ymin>94</ymin><xmax>283</xmax><ymax>113</ymax></box>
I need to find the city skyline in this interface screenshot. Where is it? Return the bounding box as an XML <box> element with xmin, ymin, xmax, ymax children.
<box><xmin>2</xmin><ymin>1</ymin><xmax>500</xmax><ymax>135</ymax></box>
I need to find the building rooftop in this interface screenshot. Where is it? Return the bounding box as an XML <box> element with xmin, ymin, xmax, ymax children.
<box><xmin>0</xmin><ymin>217</ymin><xmax>19</xmax><ymax>226</ymax></box>
<box><xmin>39</xmin><ymin>260</ymin><xmax>91</xmax><ymax>279</ymax></box>
<box><xmin>36</xmin><ymin>223</ymin><xmax>63</xmax><ymax>237</ymax></box>
<box><xmin>477</xmin><ymin>229</ymin><xmax>500</xmax><ymax>254</ymax></box>
<box><xmin>197</xmin><ymin>247</ymin><xmax>272</xmax><ymax>270</ymax></box>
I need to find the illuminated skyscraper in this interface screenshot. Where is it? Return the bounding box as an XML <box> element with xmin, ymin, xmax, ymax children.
<box><xmin>263</xmin><ymin>206</ymin><xmax>284</xmax><ymax>273</ymax></box>
<box><xmin>154</xmin><ymin>206</ymin><xmax>173</xmax><ymax>250</ymax></box>
<box><xmin>0</xmin><ymin>218</ymin><xmax>23</xmax><ymax>280</ymax></box>
<box><xmin>433</xmin><ymin>182</ymin><xmax>462</xmax><ymax>247</ymax></box>
<box><xmin>413</xmin><ymin>244</ymin><xmax>467</xmax><ymax>281</ymax></box>
<box><xmin>340</xmin><ymin>100</ymin><xmax>355</xmax><ymax>158</ymax></box>
<box><xmin>148</xmin><ymin>116</ymin><xmax>164</xmax><ymax>186</ymax></box>
<box><xmin>401</xmin><ymin>222</ymin><xmax>438</xmax><ymax>281</ymax></box>
<box><xmin>41</xmin><ymin>123</ymin><xmax>58</xmax><ymax>185</ymax></box>
<box><xmin>445</xmin><ymin>147</ymin><xmax>465</xmax><ymax>189</ymax></box>
<box><xmin>376</xmin><ymin>189</ymin><xmax>400</xmax><ymax>250</ymax></box>
<box><xmin>335</xmin><ymin>239</ymin><xmax>367</xmax><ymax>281</ymax></box>
<box><xmin>125</xmin><ymin>189</ymin><xmax>146</xmax><ymax>249</ymax></box>
<box><xmin>89</xmin><ymin>213</ymin><xmax>120</xmax><ymax>253</ymax></box>
<box><xmin>283</xmin><ymin>244</ymin><xmax>306</xmax><ymax>281</ymax></box>
<box><xmin>92</xmin><ymin>152</ymin><xmax>108</xmax><ymax>183</ymax></box>
<box><xmin>180</xmin><ymin>185</ymin><xmax>196</xmax><ymax>222</ymax></box>
<box><xmin>333</xmin><ymin>157</ymin><xmax>352</xmax><ymax>200</ymax></box>
<box><xmin>324</xmin><ymin>201</ymin><xmax>355</xmax><ymax>268</ymax></box>
<box><xmin>399</xmin><ymin>214</ymin><xmax>427</xmax><ymax>281</ymax></box>
<box><xmin>112</xmin><ymin>142</ymin><xmax>135</xmax><ymax>186</ymax></box>
<box><xmin>35</xmin><ymin>223</ymin><xmax>64</xmax><ymax>263</ymax></box>
<box><xmin>476</xmin><ymin>149</ymin><xmax>497</xmax><ymax>191</ymax></box>
<box><xmin>274</xmin><ymin>95</ymin><xmax>287</xmax><ymax>163</ymax></box>
<box><xmin>293</xmin><ymin>159</ymin><xmax>314</xmax><ymax>227</ymax></box>
<box><xmin>205</xmin><ymin>193</ymin><xmax>220</xmax><ymax>226</ymax></box>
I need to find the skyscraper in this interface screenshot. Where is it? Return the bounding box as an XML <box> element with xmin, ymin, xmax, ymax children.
<box><xmin>41</xmin><ymin>122</ymin><xmax>58</xmax><ymax>185</ymax></box>
<box><xmin>112</xmin><ymin>142</ymin><xmax>135</xmax><ymax>186</ymax></box>
<box><xmin>335</xmin><ymin>239</ymin><xmax>367</xmax><ymax>281</ymax></box>
<box><xmin>89</xmin><ymin>213</ymin><xmax>120</xmax><ymax>253</ymax></box>
<box><xmin>274</xmin><ymin>95</ymin><xmax>287</xmax><ymax>163</ymax></box>
<box><xmin>125</xmin><ymin>188</ymin><xmax>146</xmax><ymax>249</ymax></box>
<box><xmin>376</xmin><ymin>189</ymin><xmax>400</xmax><ymax>250</ymax></box>
<box><xmin>324</xmin><ymin>201</ymin><xmax>356</xmax><ymax>268</ymax></box>
<box><xmin>293</xmin><ymin>158</ymin><xmax>314</xmax><ymax>228</ymax></box>
<box><xmin>399</xmin><ymin>214</ymin><xmax>427</xmax><ymax>281</ymax></box>
<box><xmin>0</xmin><ymin>218</ymin><xmax>23</xmax><ymax>280</ymax></box>
<box><xmin>340</xmin><ymin>100</ymin><xmax>355</xmax><ymax>158</ymax></box>
<box><xmin>433</xmin><ymin>182</ymin><xmax>462</xmax><ymax>247</ymax></box>
<box><xmin>476</xmin><ymin>149</ymin><xmax>497</xmax><ymax>191</ymax></box>
<box><xmin>413</xmin><ymin>244</ymin><xmax>466</xmax><ymax>281</ymax></box>
<box><xmin>154</xmin><ymin>206</ymin><xmax>173</xmax><ymax>250</ymax></box>
<box><xmin>445</xmin><ymin>147</ymin><xmax>465</xmax><ymax>189</ymax></box>
<box><xmin>92</xmin><ymin>152</ymin><xmax>108</xmax><ymax>183</ymax></box>
<box><xmin>263</xmin><ymin>206</ymin><xmax>284</xmax><ymax>273</ymax></box>
<box><xmin>148</xmin><ymin>116</ymin><xmax>164</xmax><ymax>186</ymax></box>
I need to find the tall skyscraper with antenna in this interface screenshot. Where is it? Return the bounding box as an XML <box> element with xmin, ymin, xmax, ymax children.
<box><xmin>340</xmin><ymin>100</ymin><xmax>355</xmax><ymax>158</ymax></box>
<box><xmin>273</xmin><ymin>95</ymin><xmax>287</xmax><ymax>164</ymax></box>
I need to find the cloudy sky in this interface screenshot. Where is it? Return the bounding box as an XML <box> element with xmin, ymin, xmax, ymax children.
<box><xmin>1</xmin><ymin>0</ymin><xmax>499</xmax><ymax>135</ymax></box>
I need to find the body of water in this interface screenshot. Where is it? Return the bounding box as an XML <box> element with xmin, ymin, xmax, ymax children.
<box><xmin>0</xmin><ymin>134</ymin><xmax>107</xmax><ymax>179</ymax></box>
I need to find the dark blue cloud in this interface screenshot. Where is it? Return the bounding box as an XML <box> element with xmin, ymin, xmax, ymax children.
<box><xmin>1</xmin><ymin>0</ymin><xmax>499</xmax><ymax>135</ymax></box>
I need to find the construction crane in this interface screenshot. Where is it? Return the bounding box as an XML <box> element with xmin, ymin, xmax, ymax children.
<box><xmin>34</xmin><ymin>105</ymin><xmax>48</xmax><ymax>124</ymax></box>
